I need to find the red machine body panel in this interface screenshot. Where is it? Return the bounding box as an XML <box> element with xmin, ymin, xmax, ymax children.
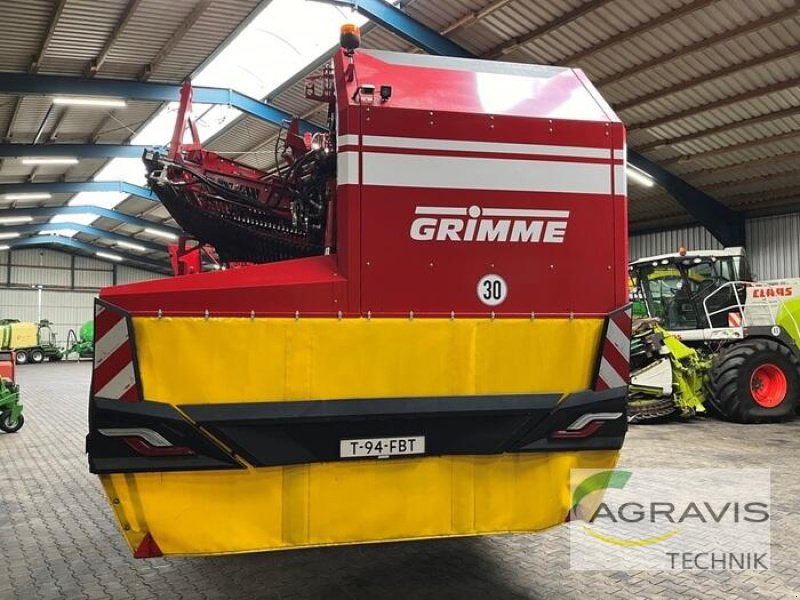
<box><xmin>339</xmin><ymin>50</ymin><xmax>627</xmax><ymax>318</ymax></box>
<box><xmin>102</xmin><ymin>49</ymin><xmax>627</xmax><ymax>320</ymax></box>
<box><xmin>102</xmin><ymin>256</ymin><xmax>346</xmax><ymax>316</ymax></box>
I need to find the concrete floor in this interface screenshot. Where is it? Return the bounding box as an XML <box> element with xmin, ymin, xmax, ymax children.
<box><xmin>1</xmin><ymin>362</ymin><xmax>798</xmax><ymax>599</ymax></box>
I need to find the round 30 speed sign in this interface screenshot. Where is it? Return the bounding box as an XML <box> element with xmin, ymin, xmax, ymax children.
<box><xmin>477</xmin><ymin>274</ymin><xmax>507</xmax><ymax>306</ymax></box>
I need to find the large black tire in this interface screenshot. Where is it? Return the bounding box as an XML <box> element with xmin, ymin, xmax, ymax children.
<box><xmin>0</xmin><ymin>411</ymin><xmax>24</xmax><ymax>433</ymax></box>
<box><xmin>30</xmin><ymin>348</ymin><xmax>45</xmax><ymax>363</ymax></box>
<box><xmin>708</xmin><ymin>339</ymin><xmax>799</xmax><ymax>423</ymax></box>
<box><xmin>14</xmin><ymin>350</ymin><xmax>28</xmax><ymax>365</ymax></box>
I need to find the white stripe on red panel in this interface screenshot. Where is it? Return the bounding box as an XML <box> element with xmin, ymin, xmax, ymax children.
<box><xmin>598</xmin><ymin>357</ymin><xmax>627</xmax><ymax>389</ymax></box>
<box><xmin>482</xmin><ymin>208</ymin><xmax>571</xmax><ymax>218</ymax></box>
<box><xmin>613</xmin><ymin>164</ymin><xmax>627</xmax><ymax>196</ymax></box>
<box><xmin>337</xmin><ymin>151</ymin><xmax>359</xmax><ymax>185</ymax></box>
<box><xmin>94</xmin><ymin>317</ymin><xmax>128</xmax><ymax>367</ymax></box>
<box><xmin>337</xmin><ymin>135</ymin><xmax>625</xmax><ymax>192</ymax></box>
<box><xmin>93</xmin><ymin>303</ymin><xmax>138</xmax><ymax>402</ymax></box>
<box><xmin>337</xmin><ymin>134</ymin><xmax>359</xmax><ymax>148</ymax></box>
<box><xmin>96</xmin><ymin>361</ymin><xmax>136</xmax><ymax>399</ymax></box>
<box><xmin>596</xmin><ymin>307</ymin><xmax>632</xmax><ymax>390</ymax></box>
<box><xmin>361</xmin><ymin>135</ymin><xmax>619</xmax><ymax>160</ymax></box>
<box><xmin>362</xmin><ymin>152</ymin><xmax>612</xmax><ymax>195</ymax></box>
<box><xmin>605</xmin><ymin>317</ymin><xmax>630</xmax><ymax>362</ymax></box>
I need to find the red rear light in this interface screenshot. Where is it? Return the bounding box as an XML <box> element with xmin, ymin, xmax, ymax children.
<box><xmin>550</xmin><ymin>412</ymin><xmax>623</xmax><ymax>439</ymax></box>
<box><xmin>550</xmin><ymin>420</ymin><xmax>605</xmax><ymax>439</ymax></box>
<box><xmin>123</xmin><ymin>437</ymin><xmax>195</xmax><ymax>457</ymax></box>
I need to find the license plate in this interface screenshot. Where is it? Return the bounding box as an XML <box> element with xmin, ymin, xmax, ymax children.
<box><xmin>340</xmin><ymin>436</ymin><xmax>425</xmax><ymax>459</ymax></box>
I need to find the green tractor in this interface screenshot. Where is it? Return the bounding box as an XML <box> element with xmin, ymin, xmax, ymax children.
<box><xmin>629</xmin><ymin>247</ymin><xmax>800</xmax><ymax>423</ymax></box>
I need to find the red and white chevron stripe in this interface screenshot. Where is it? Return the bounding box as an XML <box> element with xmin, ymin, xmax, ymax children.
<box><xmin>594</xmin><ymin>307</ymin><xmax>632</xmax><ymax>391</ymax></box>
<box><xmin>728</xmin><ymin>311</ymin><xmax>742</xmax><ymax>328</ymax></box>
<box><xmin>92</xmin><ymin>302</ymin><xmax>140</xmax><ymax>402</ymax></box>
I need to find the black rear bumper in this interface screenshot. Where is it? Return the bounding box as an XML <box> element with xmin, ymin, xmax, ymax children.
<box><xmin>87</xmin><ymin>388</ymin><xmax>627</xmax><ymax>474</ymax></box>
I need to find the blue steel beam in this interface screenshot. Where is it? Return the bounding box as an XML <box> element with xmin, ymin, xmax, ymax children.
<box><xmin>0</xmin><ymin>72</ymin><xmax>324</xmax><ymax>134</ymax></box>
<box><xmin>3</xmin><ymin>236</ymin><xmax>170</xmax><ymax>273</ymax></box>
<box><xmin>0</xmin><ymin>144</ymin><xmax>165</xmax><ymax>159</ymax></box>
<box><xmin>334</xmin><ymin>0</ymin><xmax>746</xmax><ymax>246</ymax></box>
<box><xmin>0</xmin><ymin>206</ymin><xmax>181</xmax><ymax>234</ymax></box>
<box><xmin>0</xmin><ymin>181</ymin><xmax>158</xmax><ymax>201</ymax></box>
<box><xmin>6</xmin><ymin>223</ymin><xmax>166</xmax><ymax>254</ymax></box>
<box><xmin>627</xmin><ymin>153</ymin><xmax>744</xmax><ymax>247</ymax></box>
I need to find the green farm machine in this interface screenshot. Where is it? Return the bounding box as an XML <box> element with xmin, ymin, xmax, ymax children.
<box><xmin>628</xmin><ymin>247</ymin><xmax>800</xmax><ymax>423</ymax></box>
<box><xmin>66</xmin><ymin>321</ymin><xmax>94</xmax><ymax>359</ymax></box>
<box><xmin>0</xmin><ymin>319</ymin><xmax>63</xmax><ymax>364</ymax></box>
<box><xmin>0</xmin><ymin>350</ymin><xmax>23</xmax><ymax>433</ymax></box>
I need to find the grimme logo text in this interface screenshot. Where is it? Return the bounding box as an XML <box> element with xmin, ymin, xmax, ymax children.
<box><xmin>410</xmin><ymin>205</ymin><xmax>569</xmax><ymax>243</ymax></box>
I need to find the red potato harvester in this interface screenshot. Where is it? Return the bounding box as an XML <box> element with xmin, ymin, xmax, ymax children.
<box><xmin>87</xmin><ymin>26</ymin><xmax>630</xmax><ymax>558</ymax></box>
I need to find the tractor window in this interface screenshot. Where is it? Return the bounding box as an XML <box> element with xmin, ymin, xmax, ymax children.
<box><xmin>683</xmin><ymin>258</ymin><xmax>738</xmax><ymax>328</ymax></box>
<box><xmin>684</xmin><ymin>262</ymin><xmax>715</xmax><ymax>292</ymax></box>
<box><xmin>629</xmin><ymin>274</ymin><xmax>648</xmax><ymax>318</ymax></box>
<box><xmin>684</xmin><ymin>259</ymin><xmax>732</xmax><ymax>295</ymax></box>
<box><xmin>638</xmin><ymin>265</ymin><xmax>698</xmax><ymax>329</ymax></box>
<box><xmin>635</xmin><ymin>256</ymin><xmax>747</xmax><ymax>331</ymax></box>
<box><xmin>732</xmin><ymin>256</ymin><xmax>752</xmax><ymax>281</ymax></box>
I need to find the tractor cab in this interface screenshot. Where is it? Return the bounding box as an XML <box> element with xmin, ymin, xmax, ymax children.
<box><xmin>629</xmin><ymin>247</ymin><xmax>752</xmax><ymax>339</ymax></box>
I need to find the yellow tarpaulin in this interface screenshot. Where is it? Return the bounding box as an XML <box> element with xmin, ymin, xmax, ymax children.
<box><xmin>101</xmin><ymin>316</ymin><xmax>620</xmax><ymax>556</ymax></box>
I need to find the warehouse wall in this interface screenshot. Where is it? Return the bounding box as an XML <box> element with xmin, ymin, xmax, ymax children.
<box><xmin>630</xmin><ymin>213</ymin><xmax>800</xmax><ymax>281</ymax></box>
<box><xmin>0</xmin><ymin>248</ymin><xmax>165</xmax><ymax>343</ymax></box>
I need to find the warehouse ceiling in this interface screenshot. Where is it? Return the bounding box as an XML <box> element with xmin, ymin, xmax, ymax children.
<box><xmin>0</xmin><ymin>0</ymin><xmax>797</xmax><ymax>272</ymax></box>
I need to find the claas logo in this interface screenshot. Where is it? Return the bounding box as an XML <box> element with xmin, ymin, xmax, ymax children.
<box><xmin>752</xmin><ymin>287</ymin><xmax>793</xmax><ymax>298</ymax></box>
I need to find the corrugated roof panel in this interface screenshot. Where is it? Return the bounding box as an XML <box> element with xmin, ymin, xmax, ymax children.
<box><xmin>0</xmin><ymin>94</ymin><xmax>17</xmax><ymax>139</ymax></box>
<box><xmin>102</xmin><ymin>0</ymin><xmax>202</xmax><ymax>70</ymax></box>
<box><xmin>508</xmin><ymin>0</ymin><xmax>689</xmax><ymax>65</ymax></box>
<box><xmin>361</xmin><ymin>26</ymin><xmax>415</xmax><ymax>52</ymax></box>
<box><xmin>621</xmin><ymin>62</ymin><xmax>798</xmax><ymax>130</ymax></box>
<box><xmin>405</xmin><ymin>0</ymin><xmax>485</xmax><ymax>33</ymax></box>
<box><xmin>147</xmin><ymin>0</ymin><xmax>264</xmax><ymax>82</ymax></box>
<box><xmin>0</xmin><ymin>158</ymin><xmax>107</xmax><ymax>180</ymax></box>
<box><xmin>205</xmin><ymin>116</ymin><xmax>278</xmax><ymax>154</ymax></box>
<box><xmin>667</xmin><ymin>135</ymin><xmax>800</xmax><ymax>175</ymax></box>
<box><xmin>5</xmin><ymin>96</ymin><xmax>52</xmax><ymax>140</ymax></box>
<box><xmin>0</xmin><ymin>0</ymin><xmax>54</xmax><ymax>72</ymax></box>
<box><xmin>604</xmin><ymin>27</ymin><xmax>796</xmax><ymax>108</ymax></box>
<box><xmin>635</xmin><ymin>87</ymin><xmax>800</xmax><ymax>149</ymax></box>
<box><xmin>89</xmin><ymin>100</ymin><xmax>164</xmax><ymax>144</ymax></box>
<box><xmin>687</xmin><ymin>155</ymin><xmax>797</xmax><ymax>188</ymax></box>
<box><xmin>643</xmin><ymin>112</ymin><xmax>800</xmax><ymax>163</ymax></box>
<box><xmin>42</xmin><ymin>0</ymin><xmax>131</xmax><ymax>70</ymax></box>
<box><xmin>0</xmin><ymin>193</ymin><xmax>74</xmax><ymax>209</ymax></box>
